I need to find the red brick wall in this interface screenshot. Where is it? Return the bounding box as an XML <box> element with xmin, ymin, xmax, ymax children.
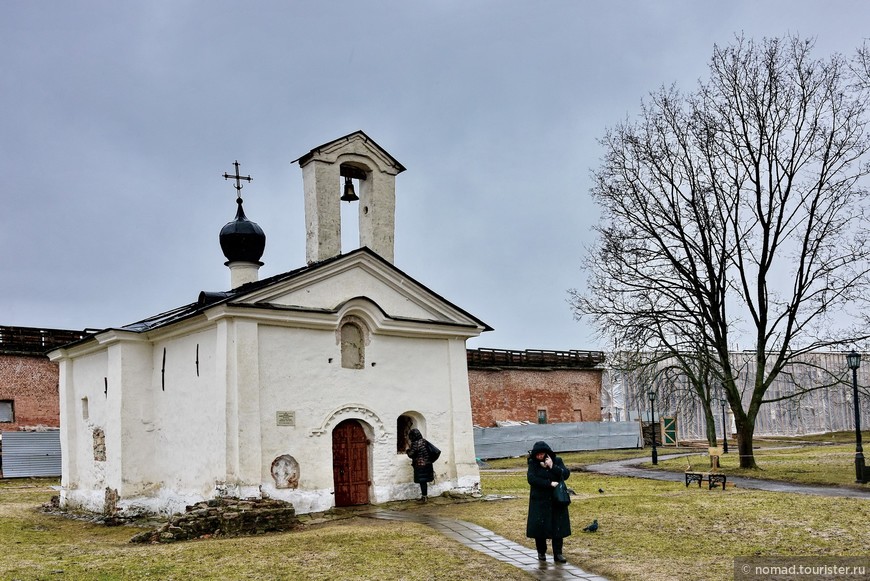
<box><xmin>0</xmin><ymin>354</ymin><xmax>60</xmax><ymax>430</ymax></box>
<box><xmin>468</xmin><ymin>368</ymin><xmax>602</xmax><ymax>427</ymax></box>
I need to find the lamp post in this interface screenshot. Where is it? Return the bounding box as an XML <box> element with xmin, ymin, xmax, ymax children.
<box><xmin>648</xmin><ymin>389</ymin><xmax>658</xmax><ymax>465</ymax></box>
<box><xmin>720</xmin><ymin>398</ymin><xmax>729</xmax><ymax>454</ymax></box>
<box><xmin>846</xmin><ymin>351</ymin><xmax>867</xmax><ymax>483</ymax></box>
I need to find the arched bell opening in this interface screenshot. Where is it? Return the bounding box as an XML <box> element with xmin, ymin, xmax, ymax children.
<box><xmin>339</xmin><ymin>163</ymin><xmax>369</xmax><ymax>253</ymax></box>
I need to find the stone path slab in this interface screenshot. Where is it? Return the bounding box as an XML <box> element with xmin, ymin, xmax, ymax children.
<box><xmin>365</xmin><ymin>509</ymin><xmax>609</xmax><ymax>581</ymax></box>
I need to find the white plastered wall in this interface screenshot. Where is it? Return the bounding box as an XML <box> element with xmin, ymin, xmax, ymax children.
<box><xmin>130</xmin><ymin>329</ymin><xmax>226</xmax><ymax>513</ymax></box>
<box><xmin>256</xmin><ymin>321</ymin><xmax>480</xmax><ymax>514</ymax></box>
<box><xmin>59</xmin><ymin>348</ymin><xmax>109</xmax><ymax>512</ymax></box>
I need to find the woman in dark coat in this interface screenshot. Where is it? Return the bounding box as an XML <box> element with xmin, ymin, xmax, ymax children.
<box><xmin>406</xmin><ymin>428</ymin><xmax>434</xmax><ymax>501</ymax></box>
<box><xmin>526</xmin><ymin>440</ymin><xmax>571</xmax><ymax>563</ymax></box>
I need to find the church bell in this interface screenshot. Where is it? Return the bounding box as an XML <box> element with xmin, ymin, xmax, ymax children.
<box><xmin>340</xmin><ymin>176</ymin><xmax>359</xmax><ymax>202</ymax></box>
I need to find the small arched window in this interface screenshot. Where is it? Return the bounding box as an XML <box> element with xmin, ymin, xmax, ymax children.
<box><xmin>340</xmin><ymin>322</ymin><xmax>365</xmax><ymax>369</ymax></box>
<box><xmin>396</xmin><ymin>415</ymin><xmax>414</xmax><ymax>453</ymax></box>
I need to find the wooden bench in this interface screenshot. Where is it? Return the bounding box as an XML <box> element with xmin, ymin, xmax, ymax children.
<box><xmin>683</xmin><ymin>446</ymin><xmax>727</xmax><ymax>491</ymax></box>
<box><xmin>684</xmin><ymin>471</ymin><xmax>727</xmax><ymax>490</ymax></box>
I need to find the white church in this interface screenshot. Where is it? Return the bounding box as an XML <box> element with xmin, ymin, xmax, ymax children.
<box><xmin>49</xmin><ymin>131</ymin><xmax>489</xmax><ymax>515</ymax></box>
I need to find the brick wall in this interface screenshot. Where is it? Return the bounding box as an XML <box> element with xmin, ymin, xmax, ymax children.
<box><xmin>0</xmin><ymin>354</ymin><xmax>60</xmax><ymax>430</ymax></box>
<box><xmin>468</xmin><ymin>367</ymin><xmax>603</xmax><ymax>427</ymax></box>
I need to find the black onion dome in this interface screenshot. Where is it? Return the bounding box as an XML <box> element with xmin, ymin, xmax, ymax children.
<box><xmin>219</xmin><ymin>198</ymin><xmax>266</xmax><ymax>263</ymax></box>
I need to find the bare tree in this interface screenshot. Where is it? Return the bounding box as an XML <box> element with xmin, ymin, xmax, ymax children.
<box><xmin>610</xmin><ymin>347</ymin><xmax>725</xmax><ymax>448</ymax></box>
<box><xmin>854</xmin><ymin>41</ymin><xmax>870</xmax><ymax>91</ymax></box>
<box><xmin>571</xmin><ymin>36</ymin><xmax>870</xmax><ymax>468</ymax></box>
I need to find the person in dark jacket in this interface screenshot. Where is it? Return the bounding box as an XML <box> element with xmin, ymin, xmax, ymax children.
<box><xmin>406</xmin><ymin>428</ymin><xmax>434</xmax><ymax>501</ymax></box>
<box><xmin>526</xmin><ymin>440</ymin><xmax>571</xmax><ymax>563</ymax></box>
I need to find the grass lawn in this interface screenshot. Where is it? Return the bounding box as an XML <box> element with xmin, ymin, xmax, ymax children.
<box><xmin>1</xmin><ymin>437</ymin><xmax>868</xmax><ymax>580</ymax></box>
<box><xmin>436</xmin><ymin>470</ymin><xmax>869</xmax><ymax>580</ymax></box>
<box><xmin>0</xmin><ymin>479</ymin><xmax>529</xmax><ymax>581</ymax></box>
<box><xmin>643</xmin><ymin>431</ymin><xmax>870</xmax><ymax>488</ymax></box>
<box><xmin>652</xmin><ymin>444</ymin><xmax>868</xmax><ymax>487</ymax></box>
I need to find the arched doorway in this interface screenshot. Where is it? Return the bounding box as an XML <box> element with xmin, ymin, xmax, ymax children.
<box><xmin>332</xmin><ymin>419</ymin><xmax>370</xmax><ymax>506</ymax></box>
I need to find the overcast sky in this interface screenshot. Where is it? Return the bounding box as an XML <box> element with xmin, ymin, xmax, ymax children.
<box><xmin>2</xmin><ymin>1</ymin><xmax>868</xmax><ymax>351</ymax></box>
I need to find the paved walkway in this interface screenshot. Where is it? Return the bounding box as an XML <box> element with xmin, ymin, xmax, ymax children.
<box><xmin>585</xmin><ymin>454</ymin><xmax>870</xmax><ymax>499</ymax></box>
<box><xmin>364</xmin><ymin>509</ymin><xmax>608</xmax><ymax>581</ymax></box>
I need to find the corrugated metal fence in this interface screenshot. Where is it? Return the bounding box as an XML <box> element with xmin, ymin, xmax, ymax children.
<box><xmin>473</xmin><ymin>421</ymin><xmax>642</xmax><ymax>459</ymax></box>
<box><xmin>1</xmin><ymin>431</ymin><xmax>61</xmax><ymax>478</ymax></box>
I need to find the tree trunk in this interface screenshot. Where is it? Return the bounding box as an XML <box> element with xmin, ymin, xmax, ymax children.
<box><xmin>704</xmin><ymin>406</ymin><xmax>718</xmax><ymax>447</ymax></box>
<box><xmin>735</xmin><ymin>414</ymin><xmax>758</xmax><ymax>469</ymax></box>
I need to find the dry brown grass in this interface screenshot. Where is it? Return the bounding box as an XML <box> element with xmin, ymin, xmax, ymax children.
<box><xmin>0</xmin><ymin>479</ymin><xmax>531</xmax><ymax>581</ymax></box>
<box><xmin>430</xmin><ymin>470</ymin><xmax>870</xmax><ymax>581</ymax></box>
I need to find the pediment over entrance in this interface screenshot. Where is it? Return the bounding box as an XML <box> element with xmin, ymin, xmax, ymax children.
<box><xmin>229</xmin><ymin>248</ymin><xmax>490</xmax><ymax>335</ymax></box>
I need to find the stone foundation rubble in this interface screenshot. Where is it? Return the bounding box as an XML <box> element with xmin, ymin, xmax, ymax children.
<box><xmin>129</xmin><ymin>497</ymin><xmax>299</xmax><ymax>543</ymax></box>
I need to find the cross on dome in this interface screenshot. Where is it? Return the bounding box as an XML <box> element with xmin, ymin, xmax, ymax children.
<box><xmin>223</xmin><ymin>160</ymin><xmax>252</xmax><ymax>199</ymax></box>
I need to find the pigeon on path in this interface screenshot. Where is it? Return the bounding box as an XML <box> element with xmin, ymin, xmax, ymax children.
<box><xmin>598</xmin><ymin>488</ymin><xmax>605</xmax><ymax>494</ymax></box>
<box><xmin>583</xmin><ymin>519</ymin><xmax>599</xmax><ymax>533</ymax></box>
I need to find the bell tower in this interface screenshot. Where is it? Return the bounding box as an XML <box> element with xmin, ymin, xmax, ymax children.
<box><xmin>294</xmin><ymin>131</ymin><xmax>406</xmax><ymax>264</ymax></box>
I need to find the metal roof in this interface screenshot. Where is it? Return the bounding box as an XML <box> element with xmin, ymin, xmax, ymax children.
<box><xmin>57</xmin><ymin>248</ymin><xmax>491</xmax><ymax>350</ymax></box>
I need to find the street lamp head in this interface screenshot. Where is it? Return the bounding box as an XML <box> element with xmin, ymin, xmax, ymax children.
<box><xmin>847</xmin><ymin>350</ymin><xmax>861</xmax><ymax>371</ymax></box>
<box><xmin>648</xmin><ymin>389</ymin><xmax>657</xmax><ymax>402</ymax></box>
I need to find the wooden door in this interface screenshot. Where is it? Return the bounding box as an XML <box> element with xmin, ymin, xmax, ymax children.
<box><xmin>332</xmin><ymin>420</ymin><xmax>370</xmax><ymax>506</ymax></box>
<box><xmin>662</xmin><ymin>417</ymin><xmax>677</xmax><ymax>445</ymax></box>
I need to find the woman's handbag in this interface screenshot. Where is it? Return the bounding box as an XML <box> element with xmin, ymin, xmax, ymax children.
<box><xmin>425</xmin><ymin>440</ymin><xmax>442</xmax><ymax>462</ymax></box>
<box><xmin>553</xmin><ymin>479</ymin><xmax>571</xmax><ymax>506</ymax></box>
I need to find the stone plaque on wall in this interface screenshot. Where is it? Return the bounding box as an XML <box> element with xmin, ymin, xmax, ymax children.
<box><xmin>276</xmin><ymin>411</ymin><xmax>295</xmax><ymax>427</ymax></box>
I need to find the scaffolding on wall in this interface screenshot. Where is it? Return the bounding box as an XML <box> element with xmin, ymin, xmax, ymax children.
<box><xmin>601</xmin><ymin>351</ymin><xmax>870</xmax><ymax>441</ymax></box>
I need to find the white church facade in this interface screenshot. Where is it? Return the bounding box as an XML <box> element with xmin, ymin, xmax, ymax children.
<box><xmin>49</xmin><ymin>132</ymin><xmax>489</xmax><ymax>516</ymax></box>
